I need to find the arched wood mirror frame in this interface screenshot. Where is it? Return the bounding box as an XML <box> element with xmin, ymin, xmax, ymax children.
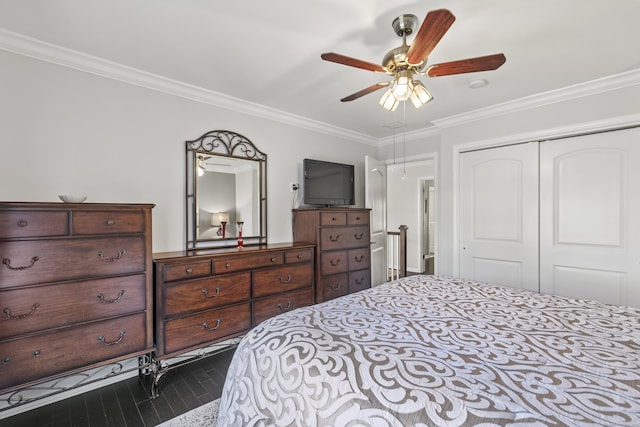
<box><xmin>186</xmin><ymin>130</ymin><xmax>267</xmax><ymax>249</ymax></box>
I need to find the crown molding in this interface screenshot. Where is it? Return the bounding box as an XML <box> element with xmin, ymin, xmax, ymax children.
<box><xmin>2</xmin><ymin>29</ymin><xmax>639</xmax><ymax>147</ymax></box>
<box><xmin>432</xmin><ymin>68</ymin><xmax>640</xmax><ymax>129</ymax></box>
<box><xmin>0</xmin><ymin>29</ymin><xmax>376</xmax><ymax>146</ymax></box>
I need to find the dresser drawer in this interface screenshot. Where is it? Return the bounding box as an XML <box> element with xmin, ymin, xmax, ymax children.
<box><xmin>348</xmin><ymin>247</ymin><xmax>370</xmax><ymax>271</ymax></box>
<box><xmin>0</xmin><ymin>236</ymin><xmax>145</xmax><ymax>289</ymax></box>
<box><xmin>320</xmin><ymin>273</ymin><xmax>349</xmax><ymax>301</ymax></box>
<box><xmin>163</xmin><ymin>303</ymin><xmax>251</xmax><ymax>354</ymax></box>
<box><xmin>320</xmin><ymin>250</ymin><xmax>348</xmax><ymax>275</ymax></box>
<box><xmin>213</xmin><ymin>252</ymin><xmax>283</xmax><ymax>273</ymax></box>
<box><xmin>319</xmin><ymin>226</ymin><xmax>369</xmax><ymax>251</ymax></box>
<box><xmin>253</xmin><ymin>288</ymin><xmax>313</xmax><ymax>325</ymax></box>
<box><xmin>0</xmin><ymin>211</ymin><xmax>69</xmax><ymax>239</ymax></box>
<box><xmin>163</xmin><ymin>260</ymin><xmax>211</xmax><ymax>282</ymax></box>
<box><xmin>0</xmin><ymin>275</ymin><xmax>146</xmax><ymax>339</ymax></box>
<box><xmin>349</xmin><ymin>269</ymin><xmax>371</xmax><ymax>294</ymax></box>
<box><xmin>72</xmin><ymin>210</ymin><xmax>145</xmax><ymax>235</ymax></box>
<box><xmin>347</xmin><ymin>211</ymin><xmax>369</xmax><ymax>226</ymax></box>
<box><xmin>163</xmin><ymin>272</ymin><xmax>251</xmax><ymax>318</ymax></box>
<box><xmin>319</xmin><ymin>212</ymin><xmax>346</xmax><ymax>226</ymax></box>
<box><xmin>285</xmin><ymin>248</ymin><xmax>313</xmax><ymax>264</ymax></box>
<box><xmin>0</xmin><ymin>313</ymin><xmax>147</xmax><ymax>391</ymax></box>
<box><xmin>252</xmin><ymin>263</ymin><xmax>313</xmax><ymax>298</ymax></box>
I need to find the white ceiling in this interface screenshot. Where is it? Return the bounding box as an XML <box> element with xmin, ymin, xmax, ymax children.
<box><xmin>1</xmin><ymin>0</ymin><xmax>639</xmax><ymax>140</ymax></box>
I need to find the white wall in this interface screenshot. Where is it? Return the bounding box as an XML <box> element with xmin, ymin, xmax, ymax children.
<box><xmin>0</xmin><ymin>50</ymin><xmax>378</xmax><ymax>252</ymax></box>
<box><xmin>378</xmin><ymin>78</ymin><xmax>640</xmax><ymax>277</ymax></box>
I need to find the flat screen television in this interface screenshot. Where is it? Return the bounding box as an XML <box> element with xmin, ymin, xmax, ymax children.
<box><xmin>303</xmin><ymin>158</ymin><xmax>355</xmax><ymax>206</ymax></box>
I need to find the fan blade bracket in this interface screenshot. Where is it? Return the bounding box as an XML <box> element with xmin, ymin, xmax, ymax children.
<box><xmin>321</xmin><ymin>52</ymin><xmax>387</xmax><ymax>73</ymax></box>
<box><xmin>426</xmin><ymin>53</ymin><xmax>506</xmax><ymax>77</ymax></box>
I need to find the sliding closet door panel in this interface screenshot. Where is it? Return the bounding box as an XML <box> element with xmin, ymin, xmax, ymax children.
<box><xmin>459</xmin><ymin>142</ymin><xmax>539</xmax><ymax>291</ymax></box>
<box><xmin>540</xmin><ymin>128</ymin><xmax>640</xmax><ymax>307</ymax></box>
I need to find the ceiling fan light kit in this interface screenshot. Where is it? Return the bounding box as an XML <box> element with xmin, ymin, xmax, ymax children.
<box><xmin>322</xmin><ymin>9</ymin><xmax>505</xmax><ymax>112</ymax></box>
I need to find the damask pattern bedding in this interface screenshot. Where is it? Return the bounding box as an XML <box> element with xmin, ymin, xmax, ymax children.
<box><xmin>217</xmin><ymin>275</ymin><xmax>640</xmax><ymax>426</ymax></box>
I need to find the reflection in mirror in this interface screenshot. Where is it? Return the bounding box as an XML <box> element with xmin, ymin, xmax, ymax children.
<box><xmin>186</xmin><ymin>130</ymin><xmax>267</xmax><ymax>249</ymax></box>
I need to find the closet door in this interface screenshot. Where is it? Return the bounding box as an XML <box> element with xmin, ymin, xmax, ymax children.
<box><xmin>459</xmin><ymin>142</ymin><xmax>539</xmax><ymax>291</ymax></box>
<box><xmin>539</xmin><ymin>128</ymin><xmax>640</xmax><ymax>307</ymax></box>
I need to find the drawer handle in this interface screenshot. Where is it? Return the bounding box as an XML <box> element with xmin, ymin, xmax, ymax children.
<box><xmin>329</xmin><ymin>234</ymin><xmax>340</xmax><ymax>242</ymax></box>
<box><xmin>17</xmin><ymin>220</ymin><xmax>28</xmax><ymax>227</ymax></box>
<box><xmin>355</xmin><ymin>216</ymin><xmax>361</xmax><ymax>221</ymax></box>
<box><xmin>2</xmin><ymin>357</ymin><xmax>11</xmax><ymax>365</ymax></box>
<box><xmin>3</xmin><ymin>303</ymin><xmax>40</xmax><ymax>320</ymax></box>
<box><xmin>2</xmin><ymin>256</ymin><xmax>39</xmax><ymax>271</ymax></box>
<box><xmin>330</xmin><ymin>259</ymin><xmax>341</xmax><ymax>266</ymax></box>
<box><xmin>354</xmin><ymin>233</ymin><xmax>364</xmax><ymax>240</ymax></box>
<box><xmin>354</xmin><ymin>255</ymin><xmax>365</xmax><ymax>262</ymax></box>
<box><xmin>296</xmin><ymin>254</ymin><xmax>302</xmax><ymax>259</ymax></box>
<box><xmin>278</xmin><ymin>301</ymin><xmax>292</xmax><ymax>312</ymax></box>
<box><xmin>98</xmin><ymin>331</ymin><xmax>126</xmax><ymax>346</ymax></box>
<box><xmin>202</xmin><ymin>320</ymin><xmax>221</xmax><ymax>331</ymax></box>
<box><xmin>355</xmin><ymin>277</ymin><xmax>365</xmax><ymax>285</ymax></box>
<box><xmin>225</xmin><ymin>263</ymin><xmax>231</xmax><ymax>269</ymax></box>
<box><xmin>330</xmin><ymin>282</ymin><xmax>342</xmax><ymax>290</ymax></box>
<box><xmin>331</xmin><ymin>217</ymin><xmax>337</xmax><ymax>221</ymax></box>
<box><xmin>278</xmin><ymin>274</ymin><xmax>292</xmax><ymax>285</ymax></box>
<box><xmin>97</xmin><ymin>249</ymin><xmax>125</xmax><ymax>262</ymax></box>
<box><xmin>186</xmin><ymin>268</ymin><xmax>193</xmax><ymax>274</ymax></box>
<box><xmin>97</xmin><ymin>290</ymin><xmax>125</xmax><ymax>304</ymax></box>
<box><xmin>202</xmin><ymin>287</ymin><xmax>221</xmax><ymax>298</ymax></box>
<box><xmin>33</xmin><ymin>350</ymin><xmax>41</xmax><ymax>357</ymax></box>
<box><xmin>106</xmin><ymin>219</ymin><xmax>115</xmax><ymax>226</ymax></box>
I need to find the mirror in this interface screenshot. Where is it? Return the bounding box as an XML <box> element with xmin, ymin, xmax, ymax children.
<box><xmin>186</xmin><ymin>130</ymin><xmax>267</xmax><ymax>249</ymax></box>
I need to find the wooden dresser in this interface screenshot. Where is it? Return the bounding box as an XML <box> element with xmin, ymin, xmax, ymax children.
<box><xmin>152</xmin><ymin>243</ymin><xmax>315</xmax><ymax>359</ymax></box>
<box><xmin>292</xmin><ymin>208</ymin><xmax>371</xmax><ymax>303</ymax></box>
<box><xmin>0</xmin><ymin>202</ymin><xmax>154</xmax><ymax>394</ymax></box>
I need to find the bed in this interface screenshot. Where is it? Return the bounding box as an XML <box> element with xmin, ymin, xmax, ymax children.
<box><xmin>217</xmin><ymin>275</ymin><xmax>640</xmax><ymax>426</ymax></box>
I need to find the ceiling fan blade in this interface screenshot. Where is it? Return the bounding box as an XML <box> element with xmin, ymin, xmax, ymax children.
<box><xmin>321</xmin><ymin>52</ymin><xmax>386</xmax><ymax>73</ymax></box>
<box><xmin>341</xmin><ymin>82</ymin><xmax>390</xmax><ymax>102</ymax></box>
<box><xmin>426</xmin><ymin>53</ymin><xmax>506</xmax><ymax>77</ymax></box>
<box><xmin>406</xmin><ymin>9</ymin><xmax>456</xmax><ymax>66</ymax></box>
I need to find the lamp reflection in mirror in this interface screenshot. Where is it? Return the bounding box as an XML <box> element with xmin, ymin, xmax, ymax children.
<box><xmin>211</xmin><ymin>212</ymin><xmax>230</xmax><ymax>238</ymax></box>
<box><xmin>379</xmin><ymin>76</ymin><xmax>433</xmax><ymax>111</ymax></box>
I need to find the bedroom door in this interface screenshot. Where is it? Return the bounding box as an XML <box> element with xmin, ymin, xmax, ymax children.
<box><xmin>539</xmin><ymin>128</ymin><xmax>640</xmax><ymax>307</ymax></box>
<box><xmin>459</xmin><ymin>142</ymin><xmax>539</xmax><ymax>291</ymax></box>
<box><xmin>365</xmin><ymin>156</ymin><xmax>387</xmax><ymax>286</ymax></box>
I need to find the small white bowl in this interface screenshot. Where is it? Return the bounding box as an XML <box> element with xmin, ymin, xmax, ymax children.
<box><xmin>59</xmin><ymin>194</ymin><xmax>87</xmax><ymax>203</ymax></box>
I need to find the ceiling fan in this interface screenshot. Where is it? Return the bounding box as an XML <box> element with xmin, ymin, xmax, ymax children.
<box><xmin>321</xmin><ymin>9</ymin><xmax>506</xmax><ymax>111</ymax></box>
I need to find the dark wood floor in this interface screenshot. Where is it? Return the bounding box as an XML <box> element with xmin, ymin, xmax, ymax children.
<box><xmin>1</xmin><ymin>347</ymin><xmax>236</xmax><ymax>427</ymax></box>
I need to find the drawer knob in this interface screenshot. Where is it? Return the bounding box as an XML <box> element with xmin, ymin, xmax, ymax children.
<box><xmin>331</xmin><ymin>217</ymin><xmax>337</xmax><ymax>221</ymax></box>
<box><xmin>354</xmin><ymin>255</ymin><xmax>365</xmax><ymax>262</ymax></box>
<box><xmin>97</xmin><ymin>290</ymin><xmax>125</xmax><ymax>304</ymax></box>
<box><xmin>3</xmin><ymin>303</ymin><xmax>40</xmax><ymax>320</ymax></box>
<box><xmin>202</xmin><ymin>319</ymin><xmax>221</xmax><ymax>331</ymax></box>
<box><xmin>330</xmin><ymin>282</ymin><xmax>342</xmax><ymax>290</ymax></box>
<box><xmin>106</xmin><ymin>219</ymin><xmax>115</xmax><ymax>226</ymax></box>
<box><xmin>356</xmin><ymin>216</ymin><xmax>360</xmax><ymax>221</ymax></box>
<box><xmin>186</xmin><ymin>267</ymin><xmax>193</xmax><ymax>274</ymax></box>
<box><xmin>202</xmin><ymin>287</ymin><xmax>221</xmax><ymax>299</ymax></box>
<box><xmin>32</xmin><ymin>350</ymin><xmax>41</xmax><ymax>357</ymax></box>
<box><xmin>329</xmin><ymin>234</ymin><xmax>340</xmax><ymax>242</ymax></box>
<box><xmin>2</xmin><ymin>357</ymin><xmax>10</xmax><ymax>365</ymax></box>
<box><xmin>17</xmin><ymin>220</ymin><xmax>28</xmax><ymax>227</ymax></box>
<box><xmin>97</xmin><ymin>249</ymin><xmax>125</xmax><ymax>262</ymax></box>
<box><xmin>270</xmin><ymin>257</ymin><xmax>276</xmax><ymax>263</ymax></box>
<box><xmin>354</xmin><ymin>233</ymin><xmax>364</xmax><ymax>240</ymax></box>
<box><xmin>330</xmin><ymin>259</ymin><xmax>341</xmax><ymax>267</ymax></box>
<box><xmin>278</xmin><ymin>301</ymin><xmax>292</xmax><ymax>312</ymax></box>
<box><xmin>98</xmin><ymin>331</ymin><xmax>126</xmax><ymax>346</ymax></box>
<box><xmin>2</xmin><ymin>256</ymin><xmax>40</xmax><ymax>271</ymax></box>
<box><xmin>225</xmin><ymin>263</ymin><xmax>231</xmax><ymax>269</ymax></box>
<box><xmin>296</xmin><ymin>254</ymin><xmax>302</xmax><ymax>259</ymax></box>
<box><xmin>278</xmin><ymin>274</ymin><xmax>292</xmax><ymax>285</ymax></box>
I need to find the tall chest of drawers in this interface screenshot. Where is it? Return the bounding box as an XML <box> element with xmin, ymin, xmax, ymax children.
<box><xmin>0</xmin><ymin>202</ymin><xmax>154</xmax><ymax>394</ymax></box>
<box><xmin>292</xmin><ymin>208</ymin><xmax>371</xmax><ymax>303</ymax></box>
<box><xmin>153</xmin><ymin>243</ymin><xmax>315</xmax><ymax>359</ymax></box>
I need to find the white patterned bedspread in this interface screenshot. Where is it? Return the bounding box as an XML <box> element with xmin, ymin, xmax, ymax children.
<box><xmin>217</xmin><ymin>275</ymin><xmax>640</xmax><ymax>426</ymax></box>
